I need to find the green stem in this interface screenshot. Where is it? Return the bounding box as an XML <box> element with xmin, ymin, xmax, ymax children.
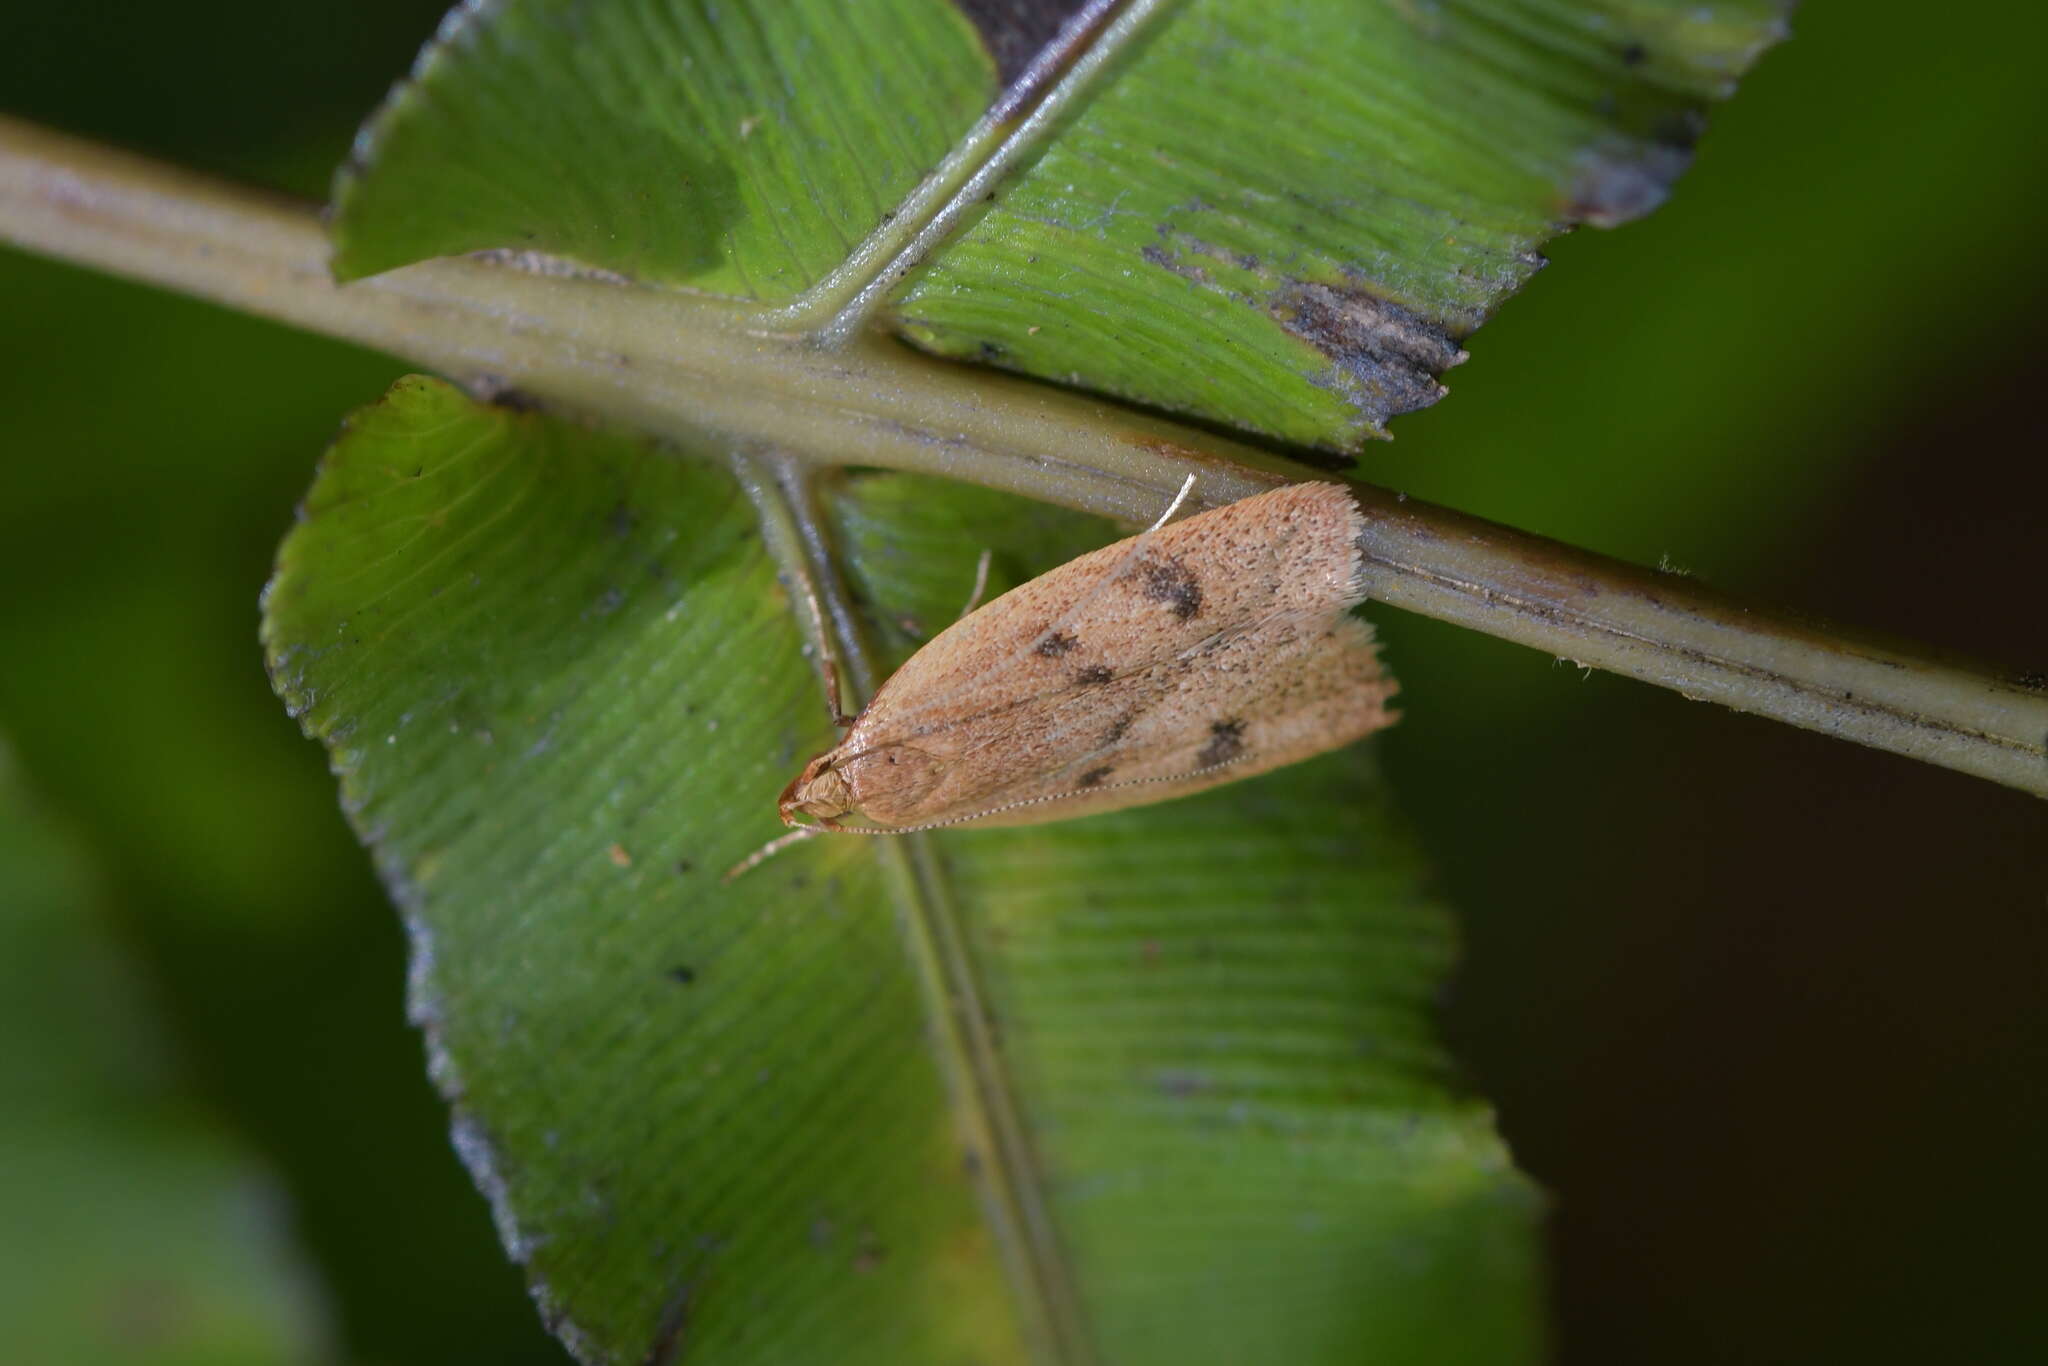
<box><xmin>4</xmin><ymin>117</ymin><xmax>2043</xmax><ymax>797</ymax></box>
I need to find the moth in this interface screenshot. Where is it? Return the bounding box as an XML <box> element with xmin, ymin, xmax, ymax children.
<box><xmin>771</xmin><ymin>479</ymin><xmax>1398</xmax><ymax>847</ymax></box>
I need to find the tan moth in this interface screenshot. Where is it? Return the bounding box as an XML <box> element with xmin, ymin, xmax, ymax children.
<box><xmin>745</xmin><ymin>479</ymin><xmax>1398</xmax><ymax>868</ymax></box>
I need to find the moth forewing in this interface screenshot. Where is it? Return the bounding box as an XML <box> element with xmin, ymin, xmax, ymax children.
<box><xmin>777</xmin><ymin>482</ymin><xmax>1398</xmax><ymax>836</ymax></box>
<box><xmin>886</xmin><ymin>612</ymin><xmax>1396</xmax><ymax>830</ymax></box>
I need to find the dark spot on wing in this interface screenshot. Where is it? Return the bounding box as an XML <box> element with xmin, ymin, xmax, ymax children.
<box><xmin>1078</xmin><ymin>765</ymin><xmax>1113</xmax><ymax>788</ymax></box>
<box><xmin>1104</xmin><ymin>713</ymin><xmax>1135</xmax><ymax>744</ymax></box>
<box><xmin>1140</xmin><ymin>556</ymin><xmax>1203</xmax><ymax>620</ymax></box>
<box><xmin>1197</xmin><ymin>718</ymin><xmax>1246</xmax><ymax>768</ymax></box>
<box><xmin>1036</xmin><ymin>630</ymin><xmax>1079</xmax><ymax>657</ymax></box>
<box><xmin>1074</xmin><ymin>665</ymin><xmax>1113</xmax><ymax>685</ymax></box>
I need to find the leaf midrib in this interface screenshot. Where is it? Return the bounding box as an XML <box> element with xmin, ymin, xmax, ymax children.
<box><xmin>733</xmin><ymin>450</ymin><xmax>1097</xmax><ymax>1365</ymax></box>
<box><xmin>757</xmin><ymin>0</ymin><xmax>1174</xmax><ymax>344</ymax></box>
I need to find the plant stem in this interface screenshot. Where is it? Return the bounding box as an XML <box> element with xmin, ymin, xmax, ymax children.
<box><xmin>4</xmin><ymin>116</ymin><xmax>2043</xmax><ymax>798</ymax></box>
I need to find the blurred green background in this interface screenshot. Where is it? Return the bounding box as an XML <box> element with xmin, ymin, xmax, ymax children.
<box><xmin>1</xmin><ymin>2</ymin><xmax>2041</xmax><ymax>1363</ymax></box>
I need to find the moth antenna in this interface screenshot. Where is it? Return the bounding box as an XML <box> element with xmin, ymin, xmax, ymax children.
<box><xmin>722</xmin><ymin>825</ymin><xmax>821</xmax><ymax>883</ymax></box>
<box><xmin>1147</xmin><ymin>472</ymin><xmax>1199</xmax><ymax>533</ymax></box>
<box><xmin>957</xmin><ymin>548</ymin><xmax>994</xmax><ymax>620</ymax></box>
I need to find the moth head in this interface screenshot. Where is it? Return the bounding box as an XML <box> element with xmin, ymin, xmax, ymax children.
<box><xmin>779</xmin><ymin>755</ymin><xmax>854</xmax><ymax>827</ymax></box>
<box><xmin>779</xmin><ymin>743</ymin><xmax>944</xmax><ymax>830</ymax></box>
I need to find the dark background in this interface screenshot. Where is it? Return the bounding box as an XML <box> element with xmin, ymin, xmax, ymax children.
<box><xmin>2</xmin><ymin>2</ymin><xmax>2042</xmax><ymax>1362</ymax></box>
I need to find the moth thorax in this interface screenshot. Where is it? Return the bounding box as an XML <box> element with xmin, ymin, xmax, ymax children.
<box><xmin>834</xmin><ymin>744</ymin><xmax>945</xmax><ymax>827</ymax></box>
<box><xmin>780</xmin><ymin>759</ymin><xmax>854</xmax><ymax>825</ymax></box>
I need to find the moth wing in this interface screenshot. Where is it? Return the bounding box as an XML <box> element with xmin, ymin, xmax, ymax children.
<box><xmin>852</xmin><ymin>483</ymin><xmax>1368</xmax><ymax>744</ymax></box>
<box><xmin>897</xmin><ymin>609</ymin><xmax>1397</xmax><ymax>829</ymax></box>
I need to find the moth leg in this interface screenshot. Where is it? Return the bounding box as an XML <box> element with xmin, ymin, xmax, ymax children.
<box><xmin>956</xmin><ymin>548</ymin><xmax>994</xmax><ymax>621</ymax></box>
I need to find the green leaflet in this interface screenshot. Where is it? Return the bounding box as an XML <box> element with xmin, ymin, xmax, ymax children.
<box><xmin>893</xmin><ymin>0</ymin><xmax>1789</xmax><ymax>447</ymax></box>
<box><xmin>261</xmin><ymin>377</ymin><xmax>1542</xmax><ymax>1364</ymax></box>
<box><xmin>0</xmin><ymin>744</ymin><xmax>331</xmax><ymax>1366</ymax></box>
<box><xmin>330</xmin><ymin>0</ymin><xmax>995</xmax><ymax>296</ymax></box>
<box><xmin>330</xmin><ymin>0</ymin><xmax>1785</xmax><ymax>448</ymax></box>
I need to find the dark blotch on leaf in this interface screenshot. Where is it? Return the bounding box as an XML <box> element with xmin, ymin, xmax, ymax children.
<box><xmin>1140</xmin><ymin>557</ymin><xmax>1202</xmax><ymax>619</ymax></box>
<box><xmin>465</xmin><ymin>374</ymin><xmax>543</xmax><ymax>412</ymax></box>
<box><xmin>954</xmin><ymin>0</ymin><xmax>1099</xmax><ymax>90</ymax></box>
<box><xmin>1141</xmin><ymin>241</ymin><xmax>1211</xmax><ymax>287</ymax></box>
<box><xmin>666</xmin><ymin>966</ymin><xmax>697</xmax><ymax>986</ymax></box>
<box><xmin>1566</xmin><ymin>134</ymin><xmax>1696</xmax><ymax>228</ymax></box>
<box><xmin>1198</xmin><ymin>719</ymin><xmax>1246</xmax><ymax>768</ymax></box>
<box><xmin>1271</xmin><ymin>280</ymin><xmax>1464</xmax><ymax>426</ymax></box>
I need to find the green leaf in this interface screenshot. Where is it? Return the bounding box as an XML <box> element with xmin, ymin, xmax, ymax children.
<box><xmin>331</xmin><ymin>0</ymin><xmax>995</xmax><ymax>296</ymax></box>
<box><xmin>262</xmin><ymin>376</ymin><xmax>1542</xmax><ymax>1364</ymax></box>
<box><xmin>331</xmin><ymin>0</ymin><xmax>1785</xmax><ymax>448</ymax></box>
<box><xmin>892</xmin><ymin>0</ymin><xmax>1789</xmax><ymax>447</ymax></box>
<box><xmin>0</xmin><ymin>743</ymin><xmax>332</xmax><ymax>1366</ymax></box>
